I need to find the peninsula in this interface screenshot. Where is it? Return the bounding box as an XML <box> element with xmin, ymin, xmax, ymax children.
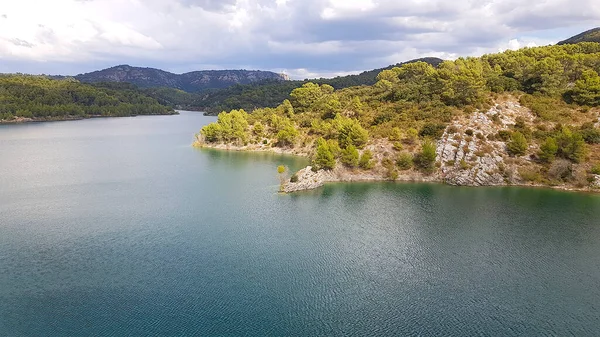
<box><xmin>195</xmin><ymin>42</ymin><xmax>600</xmax><ymax>193</ymax></box>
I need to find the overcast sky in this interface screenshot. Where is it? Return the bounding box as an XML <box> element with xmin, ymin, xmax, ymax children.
<box><xmin>1</xmin><ymin>0</ymin><xmax>599</xmax><ymax>79</ymax></box>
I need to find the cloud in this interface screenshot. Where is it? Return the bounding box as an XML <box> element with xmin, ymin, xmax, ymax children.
<box><xmin>0</xmin><ymin>0</ymin><xmax>599</xmax><ymax>78</ymax></box>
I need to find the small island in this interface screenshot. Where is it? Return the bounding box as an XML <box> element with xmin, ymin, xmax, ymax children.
<box><xmin>194</xmin><ymin>43</ymin><xmax>600</xmax><ymax>193</ymax></box>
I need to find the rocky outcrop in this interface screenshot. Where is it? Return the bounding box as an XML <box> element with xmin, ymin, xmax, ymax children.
<box><xmin>62</xmin><ymin>65</ymin><xmax>289</xmax><ymax>92</ymax></box>
<box><xmin>437</xmin><ymin>100</ymin><xmax>534</xmax><ymax>186</ymax></box>
<box><xmin>591</xmin><ymin>175</ymin><xmax>600</xmax><ymax>189</ymax></box>
<box><xmin>283</xmin><ymin>166</ymin><xmax>335</xmax><ymax>193</ymax></box>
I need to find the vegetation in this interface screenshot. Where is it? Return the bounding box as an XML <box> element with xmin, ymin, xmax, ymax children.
<box><xmin>507</xmin><ymin>132</ymin><xmax>528</xmax><ymax>156</ymax></box>
<box><xmin>0</xmin><ymin>75</ymin><xmax>175</xmax><ymax>122</ymax></box>
<box><xmin>194</xmin><ymin>58</ymin><xmax>443</xmax><ymax>114</ymax></box>
<box><xmin>197</xmin><ymin>42</ymin><xmax>600</xmax><ymax>188</ymax></box>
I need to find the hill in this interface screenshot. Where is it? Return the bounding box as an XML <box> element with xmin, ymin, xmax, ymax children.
<box><xmin>0</xmin><ymin>76</ymin><xmax>176</xmax><ymax>123</ymax></box>
<box><xmin>67</xmin><ymin>65</ymin><xmax>289</xmax><ymax>92</ymax></box>
<box><xmin>558</xmin><ymin>27</ymin><xmax>600</xmax><ymax>45</ymax></box>
<box><xmin>196</xmin><ymin>57</ymin><xmax>444</xmax><ymax>114</ymax></box>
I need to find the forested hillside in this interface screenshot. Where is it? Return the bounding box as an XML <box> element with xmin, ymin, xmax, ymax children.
<box><xmin>0</xmin><ymin>75</ymin><xmax>176</xmax><ymax>122</ymax></box>
<box><xmin>66</xmin><ymin>65</ymin><xmax>289</xmax><ymax>92</ymax></box>
<box><xmin>195</xmin><ymin>57</ymin><xmax>443</xmax><ymax>114</ymax></box>
<box><xmin>558</xmin><ymin>27</ymin><xmax>600</xmax><ymax>45</ymax></box>
<box><xmin>197</xmin><ymin>43</ymin><xmax>600</xmax><ymax>190</ymax></box>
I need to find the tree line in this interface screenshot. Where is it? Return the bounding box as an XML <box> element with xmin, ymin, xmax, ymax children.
<box><xmin>0</xmin><ymin>75</ymin><xmax>175</xmax><ymax>121</ymax></box>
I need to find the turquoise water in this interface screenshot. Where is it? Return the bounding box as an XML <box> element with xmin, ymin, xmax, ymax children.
<box><xmin>1</xmin><ymin>112</ymin><xmax>600</xmax><ymax>336</ymax></box>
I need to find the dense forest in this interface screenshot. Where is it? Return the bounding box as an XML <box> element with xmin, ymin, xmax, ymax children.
<box><xmin>145</xmin><ymin>58</ymin><xmax>443</xmax><ymax>114</ymax></box>
<box><xmin>0</xmin><ymin>76</ymin><xmax>176</xmax><ymax>122</ymax></box>
<box><xmin>198</xmin><ymin>43</ymin><xmax>600</xmax><ymax>187</ymax></box>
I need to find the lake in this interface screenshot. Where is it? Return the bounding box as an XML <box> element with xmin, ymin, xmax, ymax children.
<box><xmin>1</xmin><ymin>112</ymin><xmax>600</xmax><ymax>336</ymax></box>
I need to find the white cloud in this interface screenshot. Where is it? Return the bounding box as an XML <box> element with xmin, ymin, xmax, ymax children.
<box><xmin>0</xmin><ymin>0</ymin><xmax>599</xmax><ymax>77</ymax></box>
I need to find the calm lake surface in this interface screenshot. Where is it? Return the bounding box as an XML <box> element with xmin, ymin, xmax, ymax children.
<box><xmin>1</xmin><ymin>112</ymin><xmax>600</xmax><ymax>336</ymax></box>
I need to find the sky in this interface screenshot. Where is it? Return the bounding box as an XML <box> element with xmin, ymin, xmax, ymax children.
<box><xmin>0</xmin><ymin>0</ymin><xmax>599</xmax><ymax>79</ymax></box>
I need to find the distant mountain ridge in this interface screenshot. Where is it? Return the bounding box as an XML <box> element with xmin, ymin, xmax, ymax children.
<box><xmin>558</xmin><ymin>27</ymin><xmax>600</xmax><ymax>45</ymax></box>
<box><xmin>65</xmin><ymin>65</ymin><xmax>290</xmax><ymax>92</ymax></box>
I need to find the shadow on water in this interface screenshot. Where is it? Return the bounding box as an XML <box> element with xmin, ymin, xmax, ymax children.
<box><xmin>196</xmin><ymin>147</ymin><xmax>308</xmax><ymax>173</ymax></box>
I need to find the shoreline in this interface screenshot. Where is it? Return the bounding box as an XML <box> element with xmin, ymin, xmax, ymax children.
<box><xmin>194</xmin><ymin>140</ymin><xmax>600</xmax><ymax>195</ymax></box>
<box><xmin>0</xmin><ymin>112</ymin><xmax>179</xmax><ymax>125</ymax></box>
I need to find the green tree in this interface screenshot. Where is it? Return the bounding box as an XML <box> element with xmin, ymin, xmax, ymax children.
<box><xmin>341</xmin><ymin>145</ymin><xmax>359</xmax><ymax>168</ymax></box>
<box><xmin>538</xmin><ymin>137</ymin><xmax>558</xmax><ymax>163</ymax></box>
<box><xmin>507</xmin><ymin>131</ymin><xmax>528</xmax><ymax>156</ymax></box>
<box><xmin>335</xmin><ymin>117</ymin><xmax>369</xmax><ymax>148</ymax></box>
<box><xmin>290</xmin><ymin>82</ymin><xmax>324</xmax><ymax>112</ymax></box>
<box><xmin>312</xmin><ymin>138</ymin><xmax>336</xmax><ymax>170</ymax></box>
<box><xmin>349</xmin><ymin>96</ymin><xmax>363</xmax><ymax>116</ymax></box>
<box><xmin>279</xmin><ymin>99</ymin><xmax>295</xmax><ymax>118</ymax></box>
<box><xmin>200</xmin><ymin>123</ymin><xmax>223</xmax><ymax>142</ymax></box>
<box><xmin>253</xmin><ymin>122</ymin><xmax>265</xmax><ymax>137</ymax></box>
<box><xmin>319</xmin><ymin>95</ymin><xmax>342</xmax><ymax>120</ymax></box>
<box><xmin>276</xmin><ymin>124</ymin><xmax>299</xmax><ymax>147</ymax></box>
<box><xmin>569</xmin><ymin>69</ymin><xmax>600</xmax><ymax>106</ymax></box>
<box><xmin>556</xmin><ymin>128</ymin><xmax>587</xmax><ymax>163</ymax></box>
<box><xmin>414</xmin><ymin>139</ymin><xmax>437</xmax><ymax>172</ymax></box>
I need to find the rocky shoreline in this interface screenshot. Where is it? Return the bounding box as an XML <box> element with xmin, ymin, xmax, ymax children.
<box><xmin>193</xmin><ymin>98</ymin><xmax>600</xmax><ymax>194</ymax></box>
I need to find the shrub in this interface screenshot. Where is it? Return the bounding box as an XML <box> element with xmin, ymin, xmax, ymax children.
<box><xmin>519</xmin><ymin>166</ymin><xmax>544</xmax><ymax>183</ymax></box>
<box><xmin>446</xmin><ymin>125</ymin><xmax>459</xmax><ymax>134</ymax></box>
<box><xmin>389</xmin><ymin>127</ymin><xmax>402</xmax><ymax>141</ymax></box>
<box><xmin>382</xmin><ymin>158</ymin><xmax>398</xmax><ymax>180</ymax></box>
<box><xmin>359</xmin><ymin>150</ymin><xmax>375</xmax><ymax>170</ymax></box>
<box><xmin>290</xmin><ymin>174</ymin><xmax>299</xmax><ymax>183</ymax></box>
<box><xmin>548</xmin><ymin>159</ymin><xmax>573</xmax><ymax>181</ymax></box>
<box><xmin>580</xmin><ymin>127</ymin><xmax>600</xmax><ymax>144</ymax></box>
<box><xmin>404</xmin><ymin>128</ymin><xmax>418</xmax><ymax>144</ymax></box>
<box><xmin>396</xmin><ymin>152</ymin><xmax>413</xmax><ymax>170</ymax></box>
<box><xmin>465</xmin><ymin>129</ymin><xmax>474</xmax><ymax>136</ymax></box>
<box><xmin>591</xmin><ymin>164</ymin><xmax>600</xmax><ymax>175</ymax></box>
<box><xmin>341</xmin><ymin>145</ymin><xmax>360</xmax><ymax>168</ymax></box>
<box><xmin>414</xmin><ymin>139</ymin><xmax>437</xmax><ymax>172</ymax></box>
<box><xmin>419</xmin><ymin>123</ymin><xmax>446</xmax><ymax>139</ymax></box>
<box><xmin>497</xmin><ymin>130</ymin><xmax>512</xmax><ymax>141</ymax></box>
<box><xmin>507</xmin><ymin>131</ymin><xmax>528</xmax><ymax>156</ymax></box>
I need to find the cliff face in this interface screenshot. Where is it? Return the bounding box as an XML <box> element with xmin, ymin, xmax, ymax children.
<box><xmin>436</xmin><ymin>99</ymin><xmax>532</xmax><ymax>186</ymax></box>
<box><xmin>72</xmin><ymin>65</ymin><xmax>289</xmax><ymax>92</ymax></box>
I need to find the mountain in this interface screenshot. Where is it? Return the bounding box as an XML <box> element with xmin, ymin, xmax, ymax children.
<box><xmin>194</xmin><ymin>57</ymin><xmax>444</xmax><ymax>114</ymax></box>
<box><xmin>557</xmin><ymin>27</ymin><xmax>600</xmax><ymax>45</ymax></box>
<box><xmin>69</xmin><ymin>65</ymin><xmax>290</xmax><ymax>92</ymax></box>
